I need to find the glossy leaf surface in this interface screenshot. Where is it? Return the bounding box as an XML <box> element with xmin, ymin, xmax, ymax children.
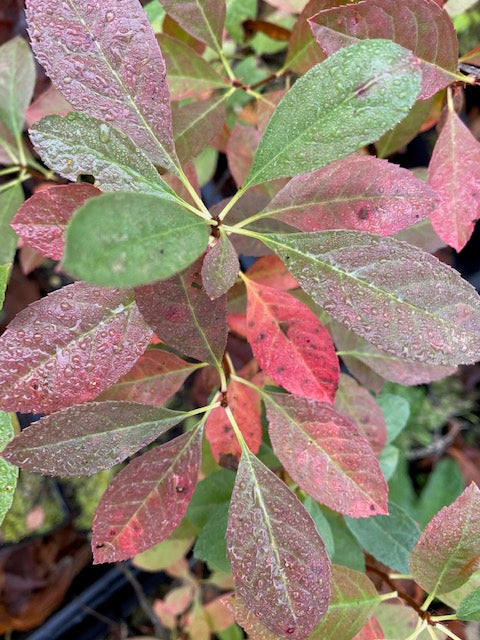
<box><xmin>161</xmin><ymin>0</ymin><xmax>225</xmax><ymax>51</ymax></box>
<box><xmin>201</xmin><ymin>233</ymin><xmax>239</xmax><ymax>299</ymax></box>
<box><xmin>226</xmin><ymin>448</ymin><xmax>331</xmax><ymax>638</ymax></box>
<box><xmin>136</xmin><ymin>260</ymin><xmax>227</xmax><ymax>366</ymax></box>
<box><xmin>92</xmin><ymin>425</ymin><xmax>203</xmax><ymax>563</ymax></box>
<box><xmin>0</xmin><ymin>182</ymin><xmax>23</xmax><ymax>264</ymax></box>
<box><xmin>265</xmin><ymin>391</ymin><xmax>388</xmax><ymax>516</ymax></box>
<box><xmin>245</xmin><ymin>280</ymin><xmax>339</xmax><ymax>402</ymax></box>
<box><xmin>262</xmin><ymin>155</ymin><xmax>439</xmax><ymax>235</ymax></box>
<box><xmin>30</xmin><ymin>114</ymin><xmax>177</xmax><ymax>198</ymax></box>
<box><xmin>0</xmin><ymin>36</ymin><xmax>35</xmax><ymax>140</ymax></box>
<box><xmin>0</xmin><ymin>412</ymin><xmax>18</xmax><ymax>526</ymax></box>
<box><xmin>2</xmin><ymin>401</ymin><xmax>190</xmax><ymax>476</ymax></box>
<box><xmin>409</xmin><ymin>483</ymin><xmax>480</xmax><ymax>594</ymax></box>
<box><xmin>245</xmin><ymin>39</ymin><xmax>422</xmax><ymax>187</ymax></box>
<box><xmin>0</xmin><ymin>283</ymin><xmax>152</xmax><ymax>413</ymax></box>
<box><xmin>308</xmin><ymin>0</ymin><xmax>458</xmax><ymax>99</ymax></box>
<box><xmin>11</xmin><ymin>183</ymin><xmax>100</xmax><ymax>260</ymax></box>
<box><xmin>260</xmin><ymin>230</ymin><xmax>480</xmax><ymax>366</ymax></box>
<box><xmin>26</xmin><ymin>0</ymin><xmax>177</xmax><ymax>171</ymax></box>
<box><xmin>428</xmin><ymin>107</ymin><xmax>480</xmax><ymax>251</ymax></box>
<box><xmin>63</xmin><ymin>192</ymin><xmax>209</xmax><ymax>287</ymax></box>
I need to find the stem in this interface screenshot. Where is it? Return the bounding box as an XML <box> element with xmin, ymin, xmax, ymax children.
<box><xmin>15</xmin><ymin>133</ymin><xmax>27</xmax><ymax>168</ymax></box>
<box><xmin>0</xmin><ymin>176</ymin><xmax>24</xmax><ymax>195</ymax></box>
<box><xmin>175</xmin><ymin>165</ymin><xmax>212</xmax><ymax>220</ymax></box>
<box><xmin>218</xmin><ymin>364</ymin><xmax>228</xmax><ymax>393</ymax></box>
<box><xmin>0</xmin><ymin>166</ymin><xmax>20</xmax><ymax>177</ymax></box>
<box><xmin>186</xmin><ymin>402</ymin><xmax>221</xmax><ymax>418</ymax></box>
<box><xmin>447</xmin><ymin>86</ymin><xmax>454</xmax><ymax>113</ymax></box>
<box><xmin>218</xmin><ymin>48</ymin><xmax>236</xmax><ymax>81</ymax></box>
<box><xmin>421</xmin><ymin>592</ymin><xmax>436</xmax><ymax>612</ymax></box>
<box><xmin>389</xmin><ymin>573</ymin><xmax>414</xmax><ymax>580</ymax></box>
<box><xmin>405</xmin><ymin>619</ymin><xmax>428</xmax><ymax>640</ymax></box>
<box><xmin>217</xmin><ymin>185</ymin><xmax>250</xmax><ymax>221</ymax></box>
<box><xmin>430</xmin><ymin>615</ymin><xmax>458</xmax><ymax>622</ymax></box>
<box><xmin>378</xmin><ymin>591</ymin><xmax>398</xmax><ymax>602</ymax></box>
<box><xmin>222</xmin><ymin>224</ymin><xmax>264</xmax><ymax>242</ymax></box>
<box><xmin>226</xmin><ymin>209</ymin><xmax>272</xmax><ymax>231</ymax></box>
<box><xmin>230</xmin><ymin>373</ymin><xmax>263</xmax><ymax>395</ymax></box>
<box><xmin>427</xmin><ymin>626</ymin><xmax>439</xmax><ymax>640</ymax></box>
<box><xmin>225</xmin><ymin>405</ymin><xmax>248</xmax><ymax>452</ymax></box>
<box><xmin>436</xmin><ymin>624</ymin><xmax>464</xmax><ymax>640</ymax></box>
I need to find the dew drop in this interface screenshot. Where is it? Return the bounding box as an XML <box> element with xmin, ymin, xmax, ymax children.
<box><xmin>105</xmin><ymin>10</ymin><xmax>115</xmax><ymax>22</ymax></box>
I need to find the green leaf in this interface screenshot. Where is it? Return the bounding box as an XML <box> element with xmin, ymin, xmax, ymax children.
<box><xmin>244</xmin><ymin>39</ymin><xmax>422</xmax><ymax>187</ymax></box>
<box><xmin>194</xmin><ymin>502</ymin><xmax>231</xmax><ymax>573</ymax></box>
<box><xmin>375</xmin><ymin>97</ymin><xmax>435</xmax><ymax>158</ymax></box>
<box><xmin>376</xmin><ymin>393</ymin><xmax>411</xmax><ymax>444</ymax></box>
<box><xmin>0</xmin><ymin>263</ymin><xmax>10</xmax><ymax>311</ymax></box>
<box><xmin>345</xmin><ymin>502</ymin><xmax>421</xmax><ymax>573</ymax></box>
<box><xmin>63</xmin><ymin>192</ymin><xmax>209</xmax><ymax>287</ymax></box>
<box><xmin>225</xmin><ymin>0</ymin><xmax>257</xmax><ymax>41</ymax></box>
<box><xmin>378</xmin><ymin>445</ymin><xmax>399</xmax><ymax>481</ymax></box>
<box><xmin>133</xmin><ymin>518</ymin><xmax>197</xmax><ymax>571</ymax></box>
<box><xmin>456</xmin><ymin>587</ymin><xmax>480</xmax><ymax>621</ymax></box>
<box><xmin>414</xmin><ymin>458</ymin><xmax>464</xmax><ymax>529</ymax></box>
<box><xmin>187</xmin><ymin>469</ymin><xmax>235</xmax><ymax>527</ymax></box>
<box><xmin>303</xmin><ymin>496</ymin><xmax>335</xmax><ymax>558</ymax></box>
<box><xmin>0</xmin><ymin>37</ymin><xmax>35</xmax><ymax>141</ymax></box>
<box><xmin>0</xmin><ymin>182</ymin><xmax>23</xmax><ymax>264</ymax></box>
<box><xmin>144</xmin><ymin>0</ymin><xmax>165</xmax><ymax>31</ymax></box>
<box><xmin>0</xmin><ymin>412</ymin><xmax>18</xmax><ymax>526</ymax></box>
<box><xmin>322</xmin><ymin>509</ymin><xmax>365</xmax><ymax>572</ymax></box>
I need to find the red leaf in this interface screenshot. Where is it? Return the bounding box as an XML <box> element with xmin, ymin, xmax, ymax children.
<box><xmin>226</xmin><ymin>449</ymin><xmax>331</xmax><ymax>638</ymax></box>
<box><xmin>227</xmin><ymin>124</ymin><xmax>261</xmax><ymax>188</ymax></box>
<box><xmin>11</xmin><ymin>184</ymin><xmax>100</xmax><ymax>260</ymax></box>
<box><xmin>334</xmin><ymin>373</ymin><xmax>387</xmax><ymax>454</ymax></box>
<box><xmin>205</xmin><ymin>379</ymin><xmax>262</xmax><ymax>462</ymax></box>
<box><xmin>262</xmin><ymin>156</ymin><xmax>439</xmax><ymax>235</ymax></box>
<box><xmin>25</xmin><ymin>84</ymin><xmax>72</xmax><ymax>127</ymax></box>
<box><xmin>96</xmin><ymin>349</ymin><xmax>201</xmax><ymax>406</ymax></box>
<box><xmin>246</xmin><ymin>255</ymin><xmax>298</xmax><ymax>291</ymax></box>
<box><xmin>161</xmin><ymin>0</ymin><xmax>225</xmax><ymax>51</ymax></box>
<box><xmin>227</xmin><ymin>313</ymin><xmax>248</xmax><ymax>338</ymax></box>
<box><xmin>353</xmin><ymin>616</ymin><xmax>385</xmax><ymax>640</ymax></box>
<box><xmin>92</xmin><ymin>425</ymin><xmax>203</xmax><ymax>563</ymax></box>
<box><xmin>135</xmin><ymin>260</ymin><xmax>227</xmax><ymax>367</ymax></box>
<box><xmin>428</xmin><ymin>107</ymin><xmax>480</xmax><ymax>251</ymax></box>
<box><xmin>201</xmin><ymin>234</ymin><xmax>240</xmax><ymax>300</ymax></box>
<box><xmin>308</xmin><ymin>0</ymin><xmax>458</xmax><ymax>99</ymax></box>
<box><xmin>26</xmin><ymin>0</ymin><xmax>176</xmax><ymax>170</ymax></box>
<box><xmin>265</xmin><ymin>391</ymin><xmax>388</xmax><ymax>517</ymax></box>
<box><xmin>0</xmin><ymin>283</ymin><xmax>152</xmax><ymax>413</ymax></box>
<box><xmin>245</xmin><ymin>279</ymin><xmax>339</xmax><ymax>403</ymax></box>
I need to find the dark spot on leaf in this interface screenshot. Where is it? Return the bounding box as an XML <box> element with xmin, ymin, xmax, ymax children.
<box><xmin>95</xmin><ymin>543</ymin><xmax>105</xmax><ymax>548</ymax></box>
<box><xmin>279</xmin><ymin>321</ymin><xmax>289</xmax><ymax>336</ymax></box>
<box><xmin>257</xmin><ymin>332</ymin><xmax>266</xmax><ymax>341</ymax></box>
<box><xmin>176</xmin><ymin>486</ymin><xmax>186</xmax><ymax>493</ymax></box>
<box><xmin>277</xmin><ymin>366</ymin><xmax>285</xmax><ymax>373</ymax></box>
<box><xmin>191</xmin><ymin>282</ymin><xmax>202</xmax><ymax>290</ymax></box>
<box><xmin>110</xmin><ymin>529</ymin><xmax>117</xmax><ymax>536</ymax></box>
<box><xmin>248</xmin><ymin>320</ymin><xmax>255</xmax><ymax>328</ymax></box>
<box><xmin>219</xmin><ymin>453</ymin><xmax>239</xmax><ymax>471</ymax></box>
<box><xmin>286</xmin><ymin>627</ymin><xmax>296</xmax><ymax>635</ymax></box>
<box><xmin>357</xmin><ymin>207</ymin><xmax>369</xmax><ymax>220</ymax></box>
<box><xmin>369</xmin><ymin>504</ymin><xmax>376</xmax><ymax>511</ymax></box>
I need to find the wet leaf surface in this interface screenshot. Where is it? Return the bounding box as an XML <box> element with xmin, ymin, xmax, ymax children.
<box><xmin>0</xmin><ymin>412</ymin><xmax>18</xmax><ymax>526</ymax></box>
<box><xmin>0</xmin><ymin>36</ymin><xmax>35</xmax><ymax>141</ymax></box>
<box><xmin>161</xmin><ymin>0</ymin><xmax>225</xmax><ymax>51</ymax></box>
<box><xmin>201</xmin><ymin>233</ymin><xmax>240</xmax><ymax>300</ymax></box>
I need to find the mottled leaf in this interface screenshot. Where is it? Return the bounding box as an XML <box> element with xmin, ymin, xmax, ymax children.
<box><xmin>92</xmin><ymin>424</ymin><xmax>203</xmax><ymax>563</ymax></box>
<box><xmin>0</xmin><ymin>412</ymin><xmax>18</xmax><ymax>526</ymax></box>
<box><xmin>63</xmin><ymin>192</ymin><xmax>209</xmax><ymax>287</ymax></box>
<box><xmin>353</xmin><ymin>616</ymin><xmax>384</xmax><ymax>640</ymax></box>
<box><xmin>259</xmin><ymin>230</ymin><xmax>480</xmax><ymax>366</ymax></box>
<box><xmin>245</xmin><ymin>280</ymin><xmax>339</xmax><ymax>402</ymax></box>
<box><xmin>334</xmin><ymin>373</ymin><xmax>386</xmax><ymax>454</ymax></box>
<box><xmin>136</xmin><ymin>260</ymin><xmax>227</xmax><ymax>367</ymax></box>
<box><xmin>226</xmin><ymin>448</ymin><xmax>331</xmax><ymax>638</ymax></box>
<box><xmin>0</xmin><ymin>36</ymin><xmax>35</xmax><ymax>140</ymax></box>
<box><xmin>375</xmin><ymin>97</ymin><xmax>435</xmax><ymax>158</ymax></box>
<box><xmin>0</xmin><ymin>181</ymin><xmax>23</xmax><ymax>264</ymax></box>
<box><xmin>309</xmin><ymin>0</ymin><xmax>458</xmax><ymax>99</ymax></box>
<box><xmin>428</xmin><ymin>107</ymin><xmax>480</xmax><ymax>251</ymax></box>
<box><xmin>457</xmin><ymin>587</ymin><xmax>480</xmax><ymax>621</ymax></box>
<box><xmin>201</xmin><ymin>233</ymin><xmax>239</xmax><ymax>299</ymax></box>
<box><xmin>246</xmin><ymin>255</ymin><xmax>298</xmax><ymax>291</ymax></box>
<box><xmin>96</xmin><ymin>349</ymin><xmax>201</xmax><ymax>406</ymax></box>
<box><xmin>161</xmin><ymin>0</ymin><xmax>225</xmax><ymax>51</ymax></box>
<box><xmin>26</xmin><ymin>0</ymin><xmax>177</xmax><ymax>171</ymax></box>
<box><xmin>30</xmin><ymin>114</ymin><xmax>177</xmax><ymax>198</ymax></box>
<box><xmin>0</xmin><ymin>264</ymin><xmax>9</xmax><ymax>310</ymax></box>
<box><xmin>0</xmin><ymin>282</ymin><xmax>152</xmax><ymax>413</ymax></box>
<box><xmin>11</xmin><ymin>183</ymin><xmax>100</xmax><ymax>261</ymax></box>
<box><xmin>264</xmin><ymin>391</ymin><xmax>388</xmax><ymax>517</ymax></box>
<box><xmin>244</xmin><ymin>40</ymin><xmax>422</xmax><ymax>187</ymax></box>
<box><xmin>261</xmin><ymin>155</ymin><xmax>438</xmax><ymax>235</ymax></box>
<box><xmin>409</xmin><ymin>483</ymin><xmax>480</xmax><ymax>595</ymax></box>
<box><xmin>2</xmin><ymin>401</ymin><xmax>193</xmax><ymax>476</ymax></box>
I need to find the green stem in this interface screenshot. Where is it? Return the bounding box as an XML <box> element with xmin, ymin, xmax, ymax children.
<box><xmin>218</xmin><ymin>47</ymin><xmax>236</xmax><ymax>81</ymax></box>
<box><xmin>0</xmin><ymin>166</ymin><xmax>20</xmax><ymax>177</ymax></box>
<box><xmin>217</xmin><ymin>184</ymin><xmax>250</xmax><ymax>222</ymax></box>
<box><xmin>421</xmin><ymin>592</ymin><xmax>436</xmax><ymax>612</ymax></box>
<box><xmin>175</xmin><ymin>165</ymin><xmax>212</xmax><ymax>220</ymax></box>
<box><xmin>378</xmin><ymin>591</ymin><xmax>398</xmax><ymax>602</ymax></box>
<box><xmin>226</xmin><ymin>209</ymin><xmax>272</xmax><ymax>231</ymax></box>
<box><xmin>186</xmin><ymin>402</ymin><xmax>221</xmax><ymax>418</ymax></box>
<box><xmin>218</xmin><ymin>365</ymin><xmax>228</xmax><ymax>393</ymax></box>
<box><xmin>430</xmin><ymin>615</ymin><xmax>458</xmax><ymax>622</ymax></box>
<box><xmin>230</xmin><ymin>373</ymin><xmax>263</xmax><ymax>395</ymax></box>
<box><xmin>389</xmin><ymin>573</ymin><xmax>413</xmax><ymax>580</ymax></box>
<box><xmin>15</xmin><ymin>133</ymin><xmax>27</xmax><ymax>168</ymax></box>
<box><xmin>405</xmin><ymin>619</ymin><xmax>428</xmax><ymax>640</ymax></box>
<box><xmin>435</xmin><ymin>624</ymin><xmax>464</xmax><ymax>640</ymax></box>
<box><xmin>0</xmin><ymin>176</ymin><xmax>23</xmax><ymax>195</ymax></box>
<box><xmin>426</xmin><ymin>626</ymin><xmax>439</xmax><ymax>640</ymax></box>
<box><xmin>225</xmin><ymin>405</ymin><xmax>248</xmax><ymax>452</ymax></box>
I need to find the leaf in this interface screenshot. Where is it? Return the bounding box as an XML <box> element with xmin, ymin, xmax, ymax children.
<box><xmin>30</xmin><ymin>114</ymin><xmax>177</xmax><ymax>198</ymax></box>
<box><xmin>375</xmin><ymin>97</ymin><xmax>435</xmax><ymax>158</ymax></box>
<box><xmin>427</xmin><ymin>107</ymin><xmax>480</xmax><ymax>251</ymax></box>
<box><xmin>285</xmin><ymin>0</ymin><xmax>330</xmax><ymax>74</ymax></box>
<box><xmin>457</xmin><ymin>587</ymin><xmax>480</xmax><ymax>621</ymax></box>
<box><xmin>161</xmin><ymin>0</ymin><xmax>225</xmax><ymax>52</ymax></box>
<box><xmin>194</xmin><ymin>502</ymin><xmax>230</xmax><ymax>572</ymax></box>
<box><xmin>0</xmin><ymin>264</ymin><xmax>9</xmax><ymax>310</ymax></box>
<box><xmin>259</xmin><ymin>230</ymin><xmax>480</xmax><ymax>366</ymax></box>
<box><xmin>187</xmin><ymin>468</ymin><xmax>235</xmax><ymax>527</ymax></box>
<box><xmin>135</xmin><ymin>260</ymin><xmax>228</xmax><ymax>367</ymax></box>
<box><xmin>322</xmin><ymin>509</ymin><xmax>365</xmax><ymax>572</ymax></box>
<box><xmin>26</xmin><ymin>84</ymin><xmax>72</xmax><ymax>126</ymax></box>
<box><xmin>261</xmin><ymin>155</ymin><xmax>439</xmax><ymax>235</ymax></box>
<box><xmin>375</xmin><ymin>603</ymin><xmax>443</xmax><ymax>640</ymax></box>
<box><xmin>0</xmin><ymin>181</ymin><xmax>23</xmax><ymax>264</ymax></box>
<box><xmin>245</xmin><ymin>280</ymin><xmax>339</xmax><ymax>403</ymax></box>
<box><xmin>205</xmin><ymin>379</ymin><xmax>262</xmax><ymax>462</ymax></box>
<box><xmin>345</xmin><ymin>502</ymin><xmax>421</xmax><ymax>574</ymax></box>
<box><xmin>352</xmin><ymin>616</ymin><xmax>384</xmax><ymax>640</ymax></box>
<box><xmin>227</xmin><ymin>124</ymin><xmax>262</xmax><ymax>188</ymax></box>
<box><xmin>334</xmin><ymin>373</ymin><xmax>387</xmax><ymax>454</ymax></box>
<box><xmin>63</xmin><ymin>192</ymin><xmax>209</xmax><ymax>287</ymax></box>
<box><xmin>226</xmin><ymin>448</ymin><xmax>331</xmax><ymax>638</ymax></box>
<box><xmin>159</xmin><ymin>34</ymin><xmax>229</xmax><ymax>101</ymax></box>
<box><xmin>264</xmin><ymin>391</ymin><xmax>388</xmax><ymax>517</ymax></box>
<box><xmin>308</xmin><ymin>0</ymin><xmax>459</xmax><ymax>99</ymax></box>
<box><xmin>201</xmin><ymin>233</ymin><xmax>240</xmax><ymax>299</ymax></box>
<box><xmin>244</xmin><ymin>39</ymin><xmax>422</xmax><ymax>188</ymax></box>
<box><xmin>303</xmin><ymin>496</ymin><xmax>335</xmax><ymax>558</ymax></box>
<box><xmin>92</xmin><ymin>424</ymin><xmax>203</xmax><ymax>563</ymax></box>
<box><xmin>0</xmin><ymin>282</ymin><xmax>152</xmax><ymax>413</ymax></box>
<box><xmin>0</xmin><ymin>412</ymin><xmax>18</xmax><ymax>526</ymax></box>
<box><xmin>133</xmin><ymin>518</ymin><xmax>197</xmax><ymax>571</ymax></box>
<box><xmin>246</xmin><ymin>255</ymin><xmax>298</xmax><ymax>291</ymax></box>
<box><xmin>11</xmin><ymin>183</ymin><xmax>100</xmax><ymax>261</ymax></box>
<box><xmin>376</xmin><ymin>393</ymin><xmax>410</xmax><ymax>444</ymax></box>
<box><xmin>96</xmin><ymin>349</ymin><xmax>201</xmax><ymax>406</ymax></box>
<box><xmin>26</xmin><ymin>0</ymin><xmax>177</xmax><ymax>171</ymax></box>
<box><xmin>0</xmin><ymin>36</ymin><xmax>35</xmax><ymax>140</ymax></box>
<box><xmin>409</xmin><ymin>483</ymin><xmax>480</xmax><ymax>595</ymax></box>
<box><xmin>414</xmin><ymin>458</ymin><xmax>464</xmax><ymax>529</ymax></box>
<box><xmin>378</xmin><ymin>445</ymin><xmax>399</xmax><ymax>481</ymax></box>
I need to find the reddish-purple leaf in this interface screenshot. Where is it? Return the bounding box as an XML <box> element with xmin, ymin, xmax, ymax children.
<box><xmin>201</xmin><ymin>233</ymin><xmax>239</xmax><ymax>300</ymax></box>
<box><xmin>92</xmin><ymin>425</ymin><xmax>203</xmax><ymax>563</ymax></box>
<box><xmin>205</xmin><ymin>379</ymin><xmax>262</xmax><ymax>463</ymax></box>
<box><xmin>25</xmin><ymin>84</ymin><xmax>72</xmax><ymax>127</ymax></box>
<box><xmin>262</xmin><ymin>156</ymin><xmax>439</xmax><ymax>235</ymax></box>
<box><xmin>428</xmin><ymin>107</ymin><xmax>480</xmax><ymax>251</ymax></box>
<box><xmin>246</xmin><ymin>255</ymin><xmax>298</xmax><ymax>291</ymax></box>
<box><xmin>409</xmin><ymin>483</ymin><xmax>480</xmax><ymax>595</ymax></box>
<box><xmin>135</xmin><ymin>260</ymin><xmax>227</xmax><ymax>367</ymax></box>
<box><xmin>95</xmin><ymin>350</ymin><xmax>201</xmax><ymax>406</ymax></box>
<box><xmin>226</xmin><ymin>448</ymin><xmax>331</xmax><ymax>638</ymax></box>
<box><xmin>26</xmin><ymin>0</ymin><xmax>177</xmax><ymax>171</ymax></box>
<box><xmin>0</xmin><ymin>283</ymin><xmax>152</xmax><ymax>413</ymax></box>
<box><xmin>2</xmin><ymin>401</ymin><xmax>190</xmax><ymax>476</ymax></box>
<box><xmin>308</xmin><ymin>0</ymin><xmax>459</xmax><ymax>99</ymax></box>
<box><xmin>245</xmin><ymin>279</ymin><xmax>339</xmax><ymax>403</ymax></box>
<box><xmin>257</xmin><ymin>90</ymin><xmax>286</xmax><ymax>134</ymax></box>
<box><xmin>395</xmin><ymin>219</ymin><xmax>446</xmax><ymax>254</ymax></box>
<box><xmin>227</xmin><ymin>124</ymin><xmax>261</xmax><ymax>188</ymax></box>
<box><xmin>265</xmin><ymin>391</ymin><xmax>388</xmax><ymax>516</ymax></box>
<box><xmin>161</xmin><ymin>0</ymin><xmax>225</xmax><ymax>52</ymax></box>
<box><xmin>334</xmin><ymin>373</ymin><xmax>386</xmax><ymax>454</ymax></box>
<box><xmin>352</xmin><ymin>616</ymin><xmax>385</xmax><ymax>640</ymax></box>
<box><xmin>11</xmin><ymin>183</ymin><xmax>100</xmax><ymax>260</ymax></box>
